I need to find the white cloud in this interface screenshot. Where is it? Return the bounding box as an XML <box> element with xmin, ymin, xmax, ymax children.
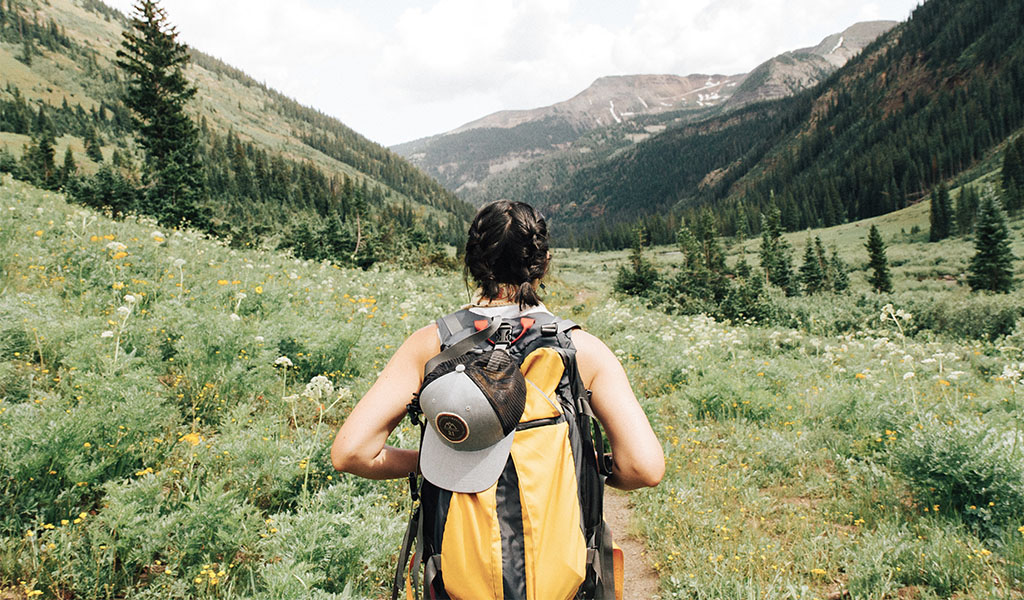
<box><xmin>101</xmin><ymin>0</ymin><xmax>920</xmax><ymax>145</ymax></box>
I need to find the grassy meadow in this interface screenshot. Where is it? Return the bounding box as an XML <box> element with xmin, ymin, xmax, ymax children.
<box><xmin>1</xmin><ymin>174</ymin><xmax>1023</xmax><ymax>599</ymax></box>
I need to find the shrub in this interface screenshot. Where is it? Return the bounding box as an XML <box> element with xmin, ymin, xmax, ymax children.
<box><xmin>893</xmin><ymin>418</ymin><xmax>1024</xmax><ymax>537</ymax></box>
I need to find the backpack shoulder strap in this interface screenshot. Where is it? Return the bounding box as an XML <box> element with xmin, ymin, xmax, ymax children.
<box><xmin>424</xmin><ymin>310</ymin><xmax>501</xmax><ymax>377</ymax></box>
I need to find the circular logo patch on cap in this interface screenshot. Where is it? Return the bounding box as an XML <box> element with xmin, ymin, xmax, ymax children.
<box><xmin>435</xmin><ymin>412</ymin><xmax>469</xmax><ymax>444</ymax></box>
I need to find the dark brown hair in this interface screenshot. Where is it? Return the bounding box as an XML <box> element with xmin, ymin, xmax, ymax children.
<box><xmin>465</xmin><ymin>201</ymin><xmax>549</xmax><ymax>308</ymax></box>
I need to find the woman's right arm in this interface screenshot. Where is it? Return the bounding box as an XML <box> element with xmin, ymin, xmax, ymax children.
<box><xmin>330</xmin><ymin>324</ymin><xmax>439</xmax><ymax>479</ymax></box>
<box><xmin>571</xmin><ymin>329</ymin><xmax>665</xmax><ymax>490</ymax></box>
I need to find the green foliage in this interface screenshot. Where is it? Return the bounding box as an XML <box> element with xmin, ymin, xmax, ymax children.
<box><xmin>929</xmin><ymin>182</ymin><xmax>953</xmax><ymax>242</ymax></box>
<box><xmin>68</xmin><ymin>163</ymin><xmax>141</xmax><ymax>219</ymax></box>
<box><xmin>116</xmin><ymin>0</ymin><xmax>209</xmax><ymax>231</ymax></box>
<box><xmin>613</xmin><ymin>227</ymin><xmax>659</xmax><ymax>296</ymax></box>
<box><xmin>531</xmin><ymin>0</ymin><xmax>1024</xmax><ymax>250</ymax></box>
<box><xmin>758</xmin><ymin>205</ymin><xmax>797</xmax><ymax>295</ymax></box>
<box><xmin>953</xmin><ymin>185</ymin><xmax>980</xmax><ymax>236</ymax></box>
<box><xmin>865</xmin><ymin>225</ymin><xmax>893</xmax><ymax>293</ymax></box>
<box><xmin>1003</xmin><ymin>135</ymin><xmax>1024</xmax><ymax>213</ymax></box>
<box><xmin>798</xmin><ymin>237</ymin><xmax>826</xmax><ymax>294</ymax></box>
<box><xmin>967</xmin><ymin>194</ymin><xmax>1015</xmax><ymax>292</ymax></box>
<box><xmin>894</xmin><ymin>419</ymin><xmax>1024</xmax><ymax>538</ymax></box>
<box><xmin>0</xmin><ymin>179</ymin><xmax>465</xmax><ymax>597</ymax></box>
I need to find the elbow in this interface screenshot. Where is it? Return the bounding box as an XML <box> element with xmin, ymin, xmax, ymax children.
<box><xmin>632</xmin><ymin>450</ymin><xmax>665</xmax><ymax>488</ymax></box>
<box><xmin>612</xmin><ymin>454</ymin><xmax>665</xmax><ymax>490</ymax></box>
<box><xmin>641</xmin><ymin>460</ymin><xmax>665</xmax><ymax>488</ymax></box>
<box><xmin>331</xmin><ymin>438</ymin><xmax>359</xmax><ymax>474</ymax></box>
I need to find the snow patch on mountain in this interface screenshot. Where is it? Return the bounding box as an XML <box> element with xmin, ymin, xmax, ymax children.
<box><xmin>609</xmin><ymin>100</ymin><xmax>622</xmax><ymax>124</ymax></box>
<box><xmin>830</xmin><ymin>36</ymin><xmax>844</xmax><ymax>54</ymax></box>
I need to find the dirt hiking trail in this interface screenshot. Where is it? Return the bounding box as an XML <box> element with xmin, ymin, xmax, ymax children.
<box><xmin>604</xmin><ymin>489</ymin><xmax>661</xmax><ymax>599</ymax></box>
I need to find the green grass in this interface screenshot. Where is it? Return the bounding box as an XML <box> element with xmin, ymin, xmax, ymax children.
<box><xmin>2</xmin><ymin>176</ymin><xmax>1023</xmax><ymax>599</ymax></box>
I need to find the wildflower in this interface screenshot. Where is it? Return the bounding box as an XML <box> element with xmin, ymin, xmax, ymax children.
<box><xmin>855</xmin><ymin>373</ymin><xmax>867</xmax><ymax>379</ymax></box>
<box><xmin>235</xmin><ymin>292</ymin><xmax>247</xmax><ymax>301</ymax></box>
<box><xmin>151</xmin><ymin>231</ymin><xmax>165</xmax><ymax>243</ymax></box>
<box><xmin>111</xmin><ymin>251</ymin><xmax>128</xmax><ymax>260</ymax></box>
<box><xmin>254</xmin><ymin>335</ymin><xmax>265</xmax><ymax>343</ymax></box>
<box><xmin>903</xmin><ymin>372</ymin><xmax>915</xmax><ymax>380</ymax></box>
<box><xmin>116</xmin><ymin>306</ymin><xmax>131</xmax><ymax>318</ymax></box>
<box><xmin>101</xmin><ymin>330</ymin><xmax>114</xmax><ymax>338</ymax></box>
<box><xmin>274</xmin><ymin>356</ymin><xmax>293</xmax><ymax>368</ymax></box>
<box><xmin>179</xmin><ymin>432</ymin><xmax>202</xmax><ymax>446</ymax></box>
<box><xmin>173</xmin><ymin>258</ymin><xmax>186</xmax><ymax>268</ymax></box>
<box><xmin>123</xmin><ymin>294</ymin><xmax>137</xmax><ymax>305</ymax></box>
<box><xmin>106</xmin><ymin>241</ymin><xmax>127</xmax><ymax>252</ymax></box>
<box><xmin>229</xmin><ymin>313</ymin><xmax>241</xmax><ymax>322</ymax></box>
<box><xmin>304</xmin><ymin>375</ymin><xmax>334</xmax><ymax>400</ymax></box>
<box><xmin>83</xmin><ymin>442</ymin><xmax>91</xmax><ymax>448</ymax></box>
<box><xmin>254</xmin><ymin>286</ymin><xmax>263</xmax><ymax>294</ymax></box>
<box><xmin>217</xmin><ymin>279</ymin><xmax>230</xmax><ymax>285</ymax></box>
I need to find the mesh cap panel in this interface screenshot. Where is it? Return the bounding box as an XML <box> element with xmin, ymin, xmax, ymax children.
<box><xmin>466</xmin><ymin>350</ymin><xmax>526</xmax><ymax>435</ymax></box>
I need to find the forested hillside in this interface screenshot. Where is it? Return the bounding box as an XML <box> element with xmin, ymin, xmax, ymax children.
<box><xmin>539</xmin><ymin>0</ymin><xmax>1024</xmax><ymax>249</ymax></box>
<box><xmin>0</xmin><ymin>0</ymin><xmax>472</xmax><ymax>266</ymax></box>
<box><xmin>396</xmin><ymin>23</ymin><xmax>894</xmax><ymax>217</ymax></box>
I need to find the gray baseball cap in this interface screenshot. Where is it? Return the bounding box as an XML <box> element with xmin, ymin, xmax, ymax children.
<box><xmin>418</xmin><ymin>351</ymin><xmax>526</xmax><ymax>493</ymax></box>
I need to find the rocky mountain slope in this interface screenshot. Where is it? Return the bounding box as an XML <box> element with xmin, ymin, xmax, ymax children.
<box><xmin>393</xmin><ymin>21</ymin><xmax>895</xmax><ymax>204</ymax></box>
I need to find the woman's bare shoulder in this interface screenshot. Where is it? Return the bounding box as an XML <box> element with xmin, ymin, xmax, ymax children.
<box><xmin>568</xmin><ymin>328</ymin><xmax>618</xmax><ymax>387</ymax></box>
<box><xmin>569</xmin><ymin>327</ymin><xmax>612</xmax><ymax>357</ymax></box>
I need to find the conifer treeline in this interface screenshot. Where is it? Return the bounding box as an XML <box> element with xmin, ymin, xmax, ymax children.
<box><xmin>0</xmin><ymin>0</ymin><xmax>472</xmax><ymax>268</ymax></box>
<box><xmin>185</xmin><ymin>51</ymin><xmax>472</xmax><ymax>222</ymax></box>
<box><xmin>555</xmin><ymin>0</ymin><xmax>1024</xmax><ymax>250</ymax></box>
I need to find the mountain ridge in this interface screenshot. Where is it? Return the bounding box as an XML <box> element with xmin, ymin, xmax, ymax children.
<box><xmin>392</xmin><ymin>20</ymin><xmax>896</xmax><ymax>205</ymax></box>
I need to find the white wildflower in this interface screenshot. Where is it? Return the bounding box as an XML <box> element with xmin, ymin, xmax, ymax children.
<box><xmin>229</xmin><ymin>313</ymin><xmax>241</xmax><ymax>322</ymax></box>
<box><xmin>173</xmin><ymin>258</ymin><xmax>186</xmax><ymax>268</ymax></box>
<box><xmin>235</xmin><ymin>292</ymin><xmax>247</xmax><ymax>301</ymax></box>
<box><xmin>304</xmin><ymin>375</ymin><xmax>334</xmax><ymax>400</ymax></box>
<box><xmin>123</xmin><ymin>294</ymin><xmax>137</xmax><ymax>305</ymax></box>
<box><xmin>274</xmin><ymin>356</ymin><xmax>293</xmax><ymax>368</ymax></box>
<box><xmin>254</xmin><ymin>335</ymin><xmax>265</xmax><ymax>343</ymax></box>
<box><xmin>116</xmin><ymin>306</ymin><xmax>131</xmax><ymax>318</ymax></box>
<box><xmin>100</xmin><ymin>330</ymin><xmax>114</xmax><ymax>338</ymax></box>
<box><xmin>903</xmin><ymin>372</ymin><xmax>915</xmax><ymax>380</ymax></box>
<box><xmin>106</xmin><ymin>241</ymin><xmax>127</xmax><ymax>252</ymax></box>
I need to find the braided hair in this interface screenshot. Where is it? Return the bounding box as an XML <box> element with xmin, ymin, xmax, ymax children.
<box><xmin>465</xmin><ymin>201</ymin><xmax>549</xmax><ymax>308</ymax></box>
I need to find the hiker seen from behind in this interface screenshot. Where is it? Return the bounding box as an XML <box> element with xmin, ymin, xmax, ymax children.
<box><xmin>332</xmin><ymin>200</ymin><xmax>664</xmax><ymax>599</ymax></box>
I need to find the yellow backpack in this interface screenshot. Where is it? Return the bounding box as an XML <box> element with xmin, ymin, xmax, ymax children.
<box><xmin>393</xmin><ymin>309</ymin><xmax>620</xmax><ymax>600</ymax></box>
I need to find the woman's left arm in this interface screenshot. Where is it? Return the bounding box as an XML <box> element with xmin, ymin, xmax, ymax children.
<box><xmin>330</xmin><ymin>324</ymin><xmax>439</xmax><ymax>479</ymax></box>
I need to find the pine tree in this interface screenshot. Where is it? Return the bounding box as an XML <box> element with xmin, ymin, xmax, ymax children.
<box><xmin>799</xmin><ymin>237</ymin><xmax>826</xmax><ymax>294</ymax></box>
<box><xmin>59</xmin><ymin>146</ymin><xmax>76</xmax><ymax>186</ymax></box>
<box><xmin>929</xmin><ymin>182</ymin><xmax>953</xmax><ymax>241</ymax></box>
<box><xmin>967</xmin><ymin>195</ymin><xmax>1015</xmax><ymax>293</ymax></box>
<box><xmin>614</xmin><ymin>226</ymin><xmax>659</xmax><ymax>297</ymax></box>
<box><xmin>828</xmin><ymin>246</ymin><xmax>849</xmax><ymax>292</ymax></box>
<box><xmin>954</xmin><ymin>186</ymin><xmax>979</xmax><ymax>236</ymax></box>
<box><xmin>84</xmin><ymin>127</ymin><xmax>103</xmax><ymax>163</ymax></box>
<box><xmin>1002</xmin><ymin>137</ymin><xmax>1024</xmax><ymax>214</ymax></box>
<box><xmin>758</xmin><ymin>206</ymin><xmax>797</xmax><ymax>295</ymax></box>
<box><xmin>865</xmin><ymin>225</ymin><xmax>893</xmax><ymax>293</ymax></box>
<box><xmin>694</xmin><ymin>210</ymin><xmax>725</xmax><ymax>272</ymax></box>
<box><xmin>116</xmin><ymin>0</ymin><xmax>207</xmax><ymax>229</ymax></box>
<box><xmin>21</xmin><ymin>108</ymin><xmax>58</xmax><ymax>190</ymax></box>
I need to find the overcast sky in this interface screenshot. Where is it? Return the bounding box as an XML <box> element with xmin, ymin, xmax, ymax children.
<box><xmin>102</xmin><ymin>0</ymin><xmax>922</xmax><ymax>146</ymax></box>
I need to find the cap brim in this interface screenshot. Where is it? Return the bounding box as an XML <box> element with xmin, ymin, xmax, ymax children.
<box><xmin>420</xmin><ymin>426</ymin><xmax>515</xmax><ymax>494</ymax></box>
